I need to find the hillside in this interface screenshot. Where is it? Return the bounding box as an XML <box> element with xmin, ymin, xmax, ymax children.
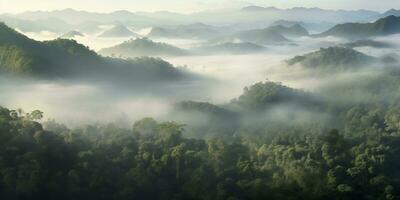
<box><xmin>266</xmin><ymin>24</ymin><xmax>309</xmax><ymax>37</ymax></box>
<box><xmin>229</xmin><ymin>81</ymin><xmax>320</xmax><ymax>112</ymax></box>
<box><xmin>379</xmin><ymin>9</ymin><xmax>400</xmax><ymax>18</ymax></box>
<box><xmin>99</xmin><ymin>25</ymin><xmax>140</xmax><ymax>37</ymax></box>
<box><xmin>343</xmin><ymin>39</ymin><xmax>393</xmax><ymax>48</ymax></box>
<box><xmin>229</xmin><ymin>28</ymin><xmax>290</xmax><ymax>44</ymax></box>
<box><xmin>60</xmin><ymin>30</ymin><xmax>84</xmax><ymax>38</ymax></box>
<box><xmin>271</xmin><ymin>20</ymin><xmax>335</xmax><ymax>33</ymax></box>
<box><xmin>192</xmin><ymin>42</ymin><xmax>266</xmax><ymax>55</ymax></box>
<box><xmin>316</xmin><ymin>15</ymin><xmax>400</xmax><ymax>39</ymax></box>
<box><xmin>0</xmin><ymin>22</ymin><xmax>188</xmax><ymax>84</ymax></box>
<box><xmin>147</xmin><ymin>23</ymin><xmax>230</xmax><ymax>39</ymax></box>
<box><xmin>286</xmin><ymin>46</ymin><xmax>377</xmax><ymax>70</ymax></box>
<box><xmin>99</xmin><ymin>38</ymin><xmax>189</xmax><ymax>57</ymax></box>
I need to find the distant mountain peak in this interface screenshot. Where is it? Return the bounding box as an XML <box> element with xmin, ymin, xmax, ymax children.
<box><xmin>316</xmin><ymin>15</ymin><xmax>400</xmax><ymax>39</ymax></box>
<box><xmin>241</xmin><ymin>6</ymin><xmax>278</xmax><ymax>12</ymax></box>
<box><xmin>99</xmin><ymin>25</ymin><xmax>140</xmax><ymax>38</ymax></box>
<box><xmin>60</xmin><ymin>30</ymin><xmax>84</xmax><ymax>38</ymax></box>
<box><xmin>98</xmin><ymin>37</ymin><xmax>188</xmax><ymax>57</ymax></box>
<box><xmin>380</xmin><ymin>9</ymin><xmax>400</xmax><ymax>18</ymax></box>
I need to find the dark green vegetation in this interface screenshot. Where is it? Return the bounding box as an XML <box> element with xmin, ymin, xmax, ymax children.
<box><xmin>286</xmin><ymin>47</ymin><xmax>377</xmax><ymax>71</ymax></box>
<box><xmin>2</xmin><ymin>72</ymin><xmax>400</xmax><ymax>199</ymax></box>
<box><xmin>192</xmin><ymin>42</ymin><xmax>266</xmax><ymax>55</ymax></box>
<box><xmin>3</xmin><ymin>8</ymin><xmax>400</xmax><ymax>200</ymax></box>
<box><xmin>0</xmin><ymin>23</ymin><xmax>189</xmax><ymax>84</ymax></box>
<box><xmin>99</xmin><ymin>38</ymin><xmax>189</xmax><ymax>57</ymax></box>
<box><xmin>98</xmin><ymin>25</ymin><xmax>140</xmax><ymax>38</ymax></box>
<box><xmin>317</xmin><ymin>15</ymin><xmax>400</xmax><ymax>40</ymax></box>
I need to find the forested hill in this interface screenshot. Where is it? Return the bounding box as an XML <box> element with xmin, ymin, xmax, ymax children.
<box><xmin>1</xmin><ymin>87</ymin><xmax>400</xmax><ymax>200</ymax></box>
<box><xmin>286</xmin><ymin>47</ymin><xmax>377</xmax><ymax>71</ymax></box>
<box><xmin>266</xmin><ymin>24</ymin><xmax>309</xmax><ymax>38</ymax></box>
<box><xmin>316</xmin><ymin>15</ymin><xmax>400</xmax><ymax>39</ymax></box>
<box><xmin>0</xmin><ymin>22</ymin><xmax>189</xmax><ymax>84</ymax></box>
<box><xmin>99</xmin><ymin>38</ymin><xmax>189</xmax><ymax>57</ymax></box>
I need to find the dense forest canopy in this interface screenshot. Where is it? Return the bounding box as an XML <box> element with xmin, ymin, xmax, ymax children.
<box><xmin>2</xmin><ymin>5</ymin><xmax>400</xmax><ymax>200</ymax></box>
<box><xmin>286</xmin><ymin>47</ymin><xmax>377</xmax><ymax>71</ymax></box>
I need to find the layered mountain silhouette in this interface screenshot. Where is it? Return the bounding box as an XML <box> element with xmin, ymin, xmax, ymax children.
<box><xmin>266</xmin><ymin>24</ymin><xmax>309</xmax><ymax>37</ymax></box>
<box><xmin>192</xmin><ymin>42</ymin><xmax>266</xmax><ymax>55</ymax></box>
<box><xmin>147</xmin><ymin>23</ymin><xmax>231</xmax><ymax>39</ymax></box>
<box><xmin>270</xmin><ymin>20</ymin><xmax>335</xmax><ymax>33</ymax></box>
<box><xmin>316</xmin><ymin>15</ymin><xmax>400</xmax><ymax>39</ymax></box>
<box><xmin>379</xmin><ymin>9</ymin><xmax>400</xmax><ymax>18</ymax></box>
<box><xmin>0</xmin><ymin>22</ymin><xmax>189</xmax><ymax>85</ymax></box>
<box><xmin>60</xmin><ymin>30</ymin><xmax>84</xmax><ymax>38</ymax></box>
<box><xmin>343</xmin><ymin>39</ymin><xmax>393</xmax><ymax>48</ymax></box>
<box><xmin>99</xmin><ymin>25</ymin><xmax>140</xmax><ymax>37</ymax></box>
<box><xmin>99</xmin><ymin>38</ymin><xmax>189</xmax><ymax>57</ymax></box>
<box><xmin>225</xmin><ymin>28</ymin><xmax>289</xmax><ymax>44</ymax></box>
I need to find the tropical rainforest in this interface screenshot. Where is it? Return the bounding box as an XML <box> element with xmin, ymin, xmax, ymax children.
<box><xmin>1</xmin><ymin>2</ymin><xmax>400</xmax><ymax>200</ymax></box>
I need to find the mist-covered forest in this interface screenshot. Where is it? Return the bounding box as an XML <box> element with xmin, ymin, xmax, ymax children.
<box><xmin>2</xmin><ymin>2</ymin><xmax>400</xmax><ymax>200</ymax></box>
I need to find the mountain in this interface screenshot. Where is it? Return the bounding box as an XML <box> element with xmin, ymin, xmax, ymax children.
<box><xmin>316</xmin><ymin>15</ymin><xmax>400</xmax><ymax>40</ymax></box>
<box><xmin>147</xmin><ymin>23</ymin><xmax>233</xmax><ymax>39</ymax></box>
<box><xmin>343</xmin><ymin>39</ymin><xmax>394</xmax><ymax>48</ymax></box>
<box><xmin>266</xmin><ymin>24</ymin><xmax>309</xmax><ymax>37</ymax></box>
<box><xmin>3</xmin><ymin>7</ymin><xmax>382</xmax><ymax>34</ymax></box>
<box><xmin>192</xmin><ymin>42</ymin><xmax>266</xmax><ymax>55</ymax></box>
<box><xmin>14</xmin><ymin>9</ymin><xmax>153</xmax><ymax>25</ymax></box>
<box><xmin>379</xmin><ymin>9</ymin><xmax>400</xmax><ymax>18</ymax></box>
<box><xmin>2</xmin><ymin>8</ymin><xmax>382</xmax><ymax>35</ymax></box>
<box><xmin>241</xmin><ymin>6</ymin><xmax>279</xmax><ymax>12</ymax></box>
<box><xmin>270</xmin><ymin>20</ymin><xmax>335</xmax><ymax>33</ymax></box>
<box><xmin>74</xmin><ymin>21</ymin><xmax>104</xmax><ymax>34</ymax></box>
<box><xmin>0</xmin><ymin>22</ymin><xmax>188</xmax><ymax>85</ymax></box>
<box><xmin>229</xmin><ymin>81</ymin><xmax>320</xmax><ymax>112</ymax></box>
<box><xmin>286</xmin><ymin>46</ymin><xmax>377</xmax><ymax>71</ymax></box>
<box><xmin>98</xmin><ymin>38</ymin><xmax>189</xmax><ymax>57</ymax></box>
<box><xmin>226</xmin><ymin>28</ymin><xmax>290</xmax><ymax>44</ymax></box>
<box><xmin>98</xmin><ymin>25</ymin><xmax>140</xmax><ymax>37</ymax></box>
<box><xmin>0</xmin><ymin>15</ymin><xmax>72</xmax><ymax>33</ymax></box>
<box><xmin>239</xmin><ymin>6</ymin><xmax>379</xmax><ymax>23</ymax></box>
<box><xmin>60</xmin><ymin>30</ymin><xmax>84</xmax><ymax>38</ymax></box>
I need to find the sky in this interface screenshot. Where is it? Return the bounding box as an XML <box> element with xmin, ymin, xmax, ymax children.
<box><xmin>0</xmin><ymin>0</ymin><xmax>399</xmax><ymax>14</ymax></box>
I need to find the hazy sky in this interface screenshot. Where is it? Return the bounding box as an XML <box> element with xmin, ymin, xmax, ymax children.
<box><xmin>0</xmin><ymin>0</ymin><xmax>399</xmax><ymax>13</ymax></box>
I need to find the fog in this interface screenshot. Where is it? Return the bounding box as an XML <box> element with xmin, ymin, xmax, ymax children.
<box><xmin>3</xmin><ymin>26</ymin><xmax>398</xmax><ymax>128</ymax></box>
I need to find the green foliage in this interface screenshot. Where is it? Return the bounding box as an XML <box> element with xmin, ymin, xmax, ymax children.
<box><xmin>231</xmin><ymin>81</ymin><xmax>317</xmax><ymax>111</ymax></box>
<box><xmin>0</xmin><ymin>23</ymin><xmax>187</xmax><ymax>83</ymax></box>
<box><xmin>0</xmin><ymin>105</ymin><xmax>399</xmax><ymax>199</ymax></box>
<box><xmin>286</xmin><ymin>47</ymin><xmax>376</xmax><ymax>71</ymax></box>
